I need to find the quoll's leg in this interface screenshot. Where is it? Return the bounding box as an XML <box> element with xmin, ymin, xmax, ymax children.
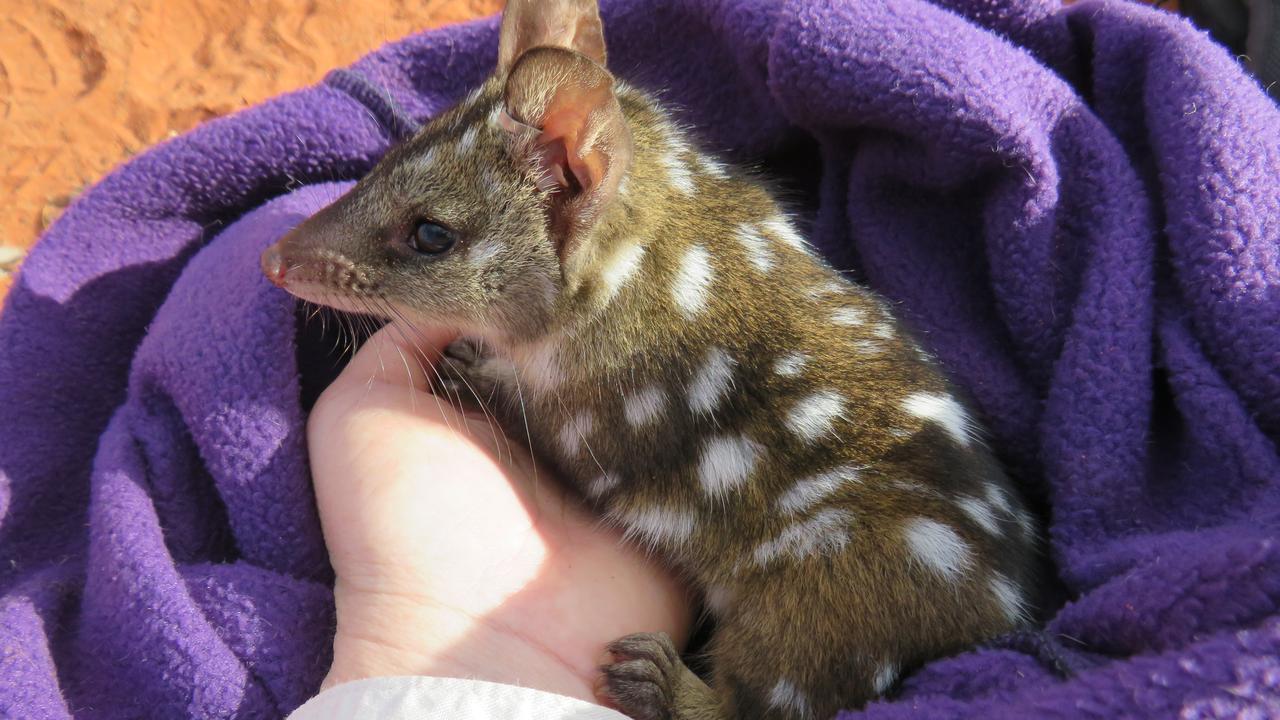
<box><xmin>601</xmin><ymin>632</ymin><xmax>721</xmax><ymax>720</ymax></box>
<box><xmin>702</xmin><ymin>607</ymin><xmax>877</xmax><ymax>720</ymax></box>
<box><xmin>689</xmin><ymin>544</ymin><xmax>1023</xmax><ymax>720</ymax></box>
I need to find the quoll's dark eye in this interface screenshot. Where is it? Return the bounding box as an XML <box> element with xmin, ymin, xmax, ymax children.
<box><xmin>409</xmin><ymin>221</ymin><xmax>456</xmax><ymax>255</ymax></box>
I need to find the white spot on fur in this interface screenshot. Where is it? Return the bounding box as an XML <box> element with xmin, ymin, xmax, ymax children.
<box><xmin>599</xmin><ymin>243</ymin><xmax>646</xmax><ymax>304</ymax></box>
<box><xmin>754</xmin><ymin>508</ymin><xmax>853</xmax><ymax>566</ymax></box>
<box><xmin>777</xmin><ymin>465</ymin><xmax>862</xmax><ymax>515</ymax></box>
<box><xmin>704</xmin><ymin>584</ymin><xmax>733</xmax><ymax>616</ymax></box>
<box><xmin>661</xmin><ymin>147</ymin><xmax>696</xmax><ymax>195</ymax></box>
<box><xmin>698</xmin><ymin>155</ymin><xmax>730</xmax><ymax>179</ymax></box>
<box><xmin>616</xmin><ymin>172</ymin><xmax>631</xmax><ymax>198</ymax></box>
<box><xmin>774</xmin><ymin>352</ymin><xmax>809</xmax><ymax>377</ymax></box>
<box><xmin>807</xmin><ymin>280</ymin><xmax>848</xmax><ymax>298</ymax></box>
<box><xmin>871</xmin><ymin>322</ymin><xmax>896</xmax><ymax>340</ymax></box>
<box><xmin>587</xmin><ymin>473</ymin><xmax>620</xmax><ymax>499</ymax></box>
<box><xmin>983</xmin><ymin>484</ymin><xmax>1035</xmax><ymax>538</ymax></box>
<box><xmin>989</xmin><ymin>573</ymin><xmax>1031</xmax><ymax>625</ymax></box>
<box><xmin>853</xmin><ymin>340</ymin><xmax>886</xmax><ymax>356</ymax></box>
<box><xmin>832</xmin><ymin>306</ymin><xmax>867</xmax><ymax>326</ymax></box>
<box><xmin>469</xmin><ymin>239</ymin><xmax>502</xmax><ymax>265</ymax></box>
<box><xmin>417</xmin><ymin>146</ymin><xmax>438</xmax><ymax>170</ymax></box>
<box><xmin>698</xmin><ymin>433</ymin><xmax>760</xmax><ymax>499</ymax></box>
<box><xmin>487</xmin><ymin>105</ymin><xmax>504</xmax><ymax>127</ymax></box>
<box><xmin>557</xmin><ymin>411</ymin><xmax>593</xmax><ymax>457</ymax></box>
<box><xmin>890</xmin><ymin>479</ymin><xmax>944</xmax><ymax>499</ymax></box>
<box><xmin>984</xmin><ymin>483</ymin><xmax>1014</xmax><ymax>516</ymax></box>
<box><xmin>767</xmin><ymin>679</ymin><xmax>813</xmax><ymax>719</ymax></box>
<box><xmin>688</xmin><ymin>346</ymin><xmax>735</xmax><ymax>414</ymax></box>
<box><xmin>873</xmin><ymin>662</ymin><xmax>899</xmax><ymax>695</ymax></box>
<box><xmin>957</xmin><ymin>496</ymin><xmax>1002</xmax><ymax>536</ymax></box>
<box><xmin>904</xmin><ymin>517</ymin><xmax>974</xmax><ymax>584</ymax></box>
<box><xmin>672</xmin><ymin>244</ymin><xmax>714</xmax><ymax>318</ymax></box>
<box><xmin>624</xmin><ymin>384</ymin><xmax>667</xmax><ymax>427</ymax></box>
<box><xmin>1015</xmin><ymin>509</ymin><xmax>1037</xmax><ymax>540</ymax></box>
<box><xmin>457</xmin><ymin>126</ymin><xmax>479</xmax><ymax>153</ymax></box>
<box><xmin>616</xmin><ymin>505</ymin><xmax>696</xmax><ymax>547</ymax></box>
<box><xmin>903</xmin><ymin>392</ymin><xmax>977</xmax><ymax>447</ymax></box>
<box><xmin>514</xmin><ymin>339</ymin><xmax>564</xmax><ymax>394</ymax></box>
<box><xmin>761</xmin><ymin>216</ymin><xmax>807</xmax><ymax>251</ymax></box>
<box><xmin>462</xmin><ymin>86</ymin><xmax>485</xmax><ymax>108</ymax></box>
<box><xmin>736</xmin><ymin>223</ymin><xmax>775</xmax><ymax>272</ymax></box>
<box><xmin>785</xmin><ymin>390</ymin><xmax>846</xmax><ymax>442</ymax></box>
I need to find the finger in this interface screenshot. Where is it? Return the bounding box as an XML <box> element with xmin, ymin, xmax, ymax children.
<box><xmin>335</xmin><ymin>322</ymin><xmax>459</xmax><ymax>392</ymax></box>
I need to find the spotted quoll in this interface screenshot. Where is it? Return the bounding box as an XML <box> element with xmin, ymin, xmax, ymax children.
<box><xmin>261</xmin><ymin>0</ymin><xmax>1041</xmax><ymax>717</ymax></box>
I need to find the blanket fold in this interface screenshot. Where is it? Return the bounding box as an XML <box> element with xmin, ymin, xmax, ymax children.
<box><xmin>1</xmin><ymin>0</ymin><xmax>1277</xmax><ymax>717</ymax></box>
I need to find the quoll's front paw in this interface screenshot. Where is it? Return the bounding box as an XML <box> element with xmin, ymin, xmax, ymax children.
<box><xmin>601</xmin><ymin>632</ymin><xmax>719</xmax><ymax>720</ymax></box>
<box><xmin>443</xmin><ymin>336</ymin><xmax>484</xmax><ymax>366</ymax></box>
<box><xmin>433</xmin><ymin>338</ymin><xmax>499</xmax><ymax>405</ymax></box>
<box><xmin>431</xmin><ymin>340</ymin><xmax>472</xmax><ymax>399</ymax></box>
<box><xmin>601</xmin><ymin>632</ymin><xmax>682</xmax><ymax>720</ymax></box>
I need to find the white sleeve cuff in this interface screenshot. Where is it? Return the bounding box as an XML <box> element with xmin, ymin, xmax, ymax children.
<box><xmin>286</xmin><ymin>676</ymin><xmax>631</xmax><ymax>720</ymax></box>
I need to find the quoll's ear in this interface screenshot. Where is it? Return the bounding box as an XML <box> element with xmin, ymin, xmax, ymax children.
<box><xmin>497</xmin><ymin>0</ymin><xmax>606</xmax><ymax>71</ymax></box>
<box><xmin>504</xmin><ymin>46</ymin><xmax>633</xmax><ymax>259</ymax></box>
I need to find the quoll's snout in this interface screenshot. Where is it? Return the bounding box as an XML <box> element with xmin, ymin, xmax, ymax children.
<box><xmin>258</xmin><ymin>228</ymin><xmax>375</xmax><ymax>298</ymax></box>
<box><xmin>260</xmin><ymin>243</ymin><xmax>289</xmax><ymax>287</ymax></box>
<box><xmin>259</xmin><ymin>196</ymin><xmax>375</xmax><ymax>295</ymax></box>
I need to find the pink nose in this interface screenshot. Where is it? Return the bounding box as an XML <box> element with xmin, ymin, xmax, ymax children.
<box><xmin>261</xmin><ymin>245</ymin><xmax>288</xmax><ymax>287</ymax></box>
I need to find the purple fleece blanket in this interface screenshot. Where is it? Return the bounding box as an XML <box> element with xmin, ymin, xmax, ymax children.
<box><xmin>2</xmin><ymin>0</ymin><xmax>1278</xmax><ymax>716</ymax></box>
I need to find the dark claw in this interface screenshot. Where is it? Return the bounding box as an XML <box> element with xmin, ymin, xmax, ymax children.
<box><xmin>601</xmin><ymin>669</ymin><xmax>668</xmax><ymax>720</ymax></box>
<box><xmin>604</xmin><ymin>658</ymin><xmax>666</xmax><ymax>686</ymax></box>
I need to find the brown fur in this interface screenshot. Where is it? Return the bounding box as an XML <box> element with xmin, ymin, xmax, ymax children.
<box><xmin>261</xmin><ymin>2</ymin><xmax>1040</xmax><ymax>718</ymax></box>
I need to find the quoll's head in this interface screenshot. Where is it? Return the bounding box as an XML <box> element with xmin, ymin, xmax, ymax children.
<box><xmin>260</xmin><ymin>0</ymin><xmax>631</xmax><ymax>344</ymax></box>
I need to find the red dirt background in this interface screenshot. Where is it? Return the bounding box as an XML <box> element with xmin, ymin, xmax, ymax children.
<box><xmin>0</xmin><ymin>0</ymin><xmax>501</xmax><ymax>298</ymax></box>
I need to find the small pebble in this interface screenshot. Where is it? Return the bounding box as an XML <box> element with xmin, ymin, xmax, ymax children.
<box><xmin>0</xmin><ymin>246</ymin><xmax>26</xmax><ymax>270</ymax></box>
<box><xmin>40</xmin><ymin>192</ymin><xmax>78</xmax><ymax>230</ymax></box>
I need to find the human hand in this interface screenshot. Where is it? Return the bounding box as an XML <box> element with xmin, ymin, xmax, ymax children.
<box><xmin>307</xmin><ymin>324</ymin><xmax>693</xmax><ymax>704</ymax></box>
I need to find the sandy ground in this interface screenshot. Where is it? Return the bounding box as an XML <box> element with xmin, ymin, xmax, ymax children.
<box><xmin>0</xmin><ymin>0</ymin><xmax>500</xmax><ymax>297</ymax></box>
